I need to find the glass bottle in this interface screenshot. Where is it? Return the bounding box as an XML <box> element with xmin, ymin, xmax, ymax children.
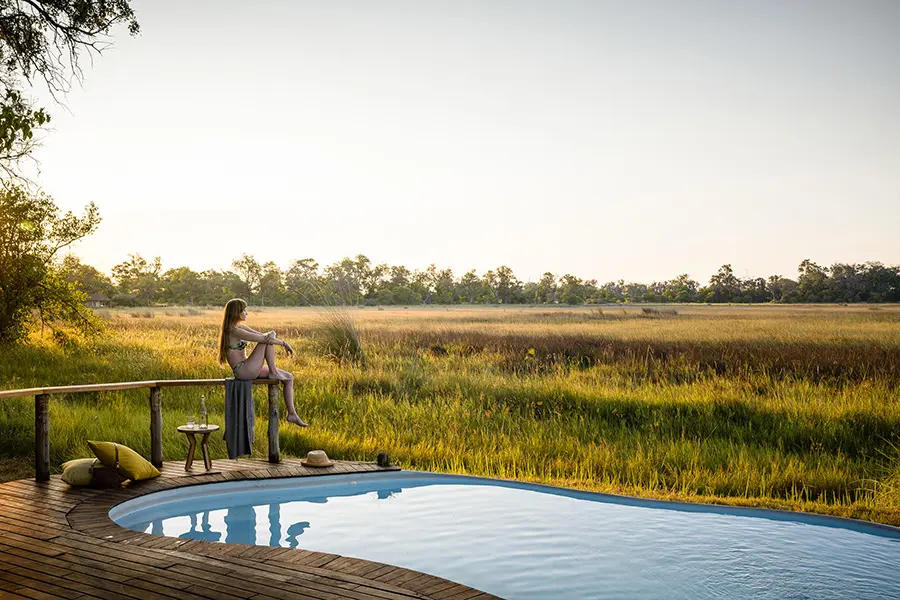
<box><xmin>199</xmin><ymin>395</ymin><xmax>208</xmax><ymax>428</ymax></box>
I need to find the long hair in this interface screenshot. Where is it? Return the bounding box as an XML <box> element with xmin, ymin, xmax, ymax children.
<box><xmin>218</xmin><ymin>298</ymin><xmax>247</xmax><ymax>364</ymax></box>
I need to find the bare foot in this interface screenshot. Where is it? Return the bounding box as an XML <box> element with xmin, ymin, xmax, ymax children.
<box><xmin>267</xmin><ymin>371</ymin><xmax>288</xmax><ymax>381</ymax></box>
<box><xmin>287</xmin><ymin>414</ymin><xmax>309</xmax><ymax>427</ymax></box>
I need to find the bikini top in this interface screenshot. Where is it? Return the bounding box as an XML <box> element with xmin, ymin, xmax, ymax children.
<box><xmin>228</xmin><ymin>339</ymin><xmax>247</xmax><ymax>351</ymax></box>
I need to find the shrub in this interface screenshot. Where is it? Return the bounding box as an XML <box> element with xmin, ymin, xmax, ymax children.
<box><xmin>112</xmin><ymin>293</ymin><xmax>140</xmax><ymax>307</ymax></box>
<box><xmin>562</xmin><ymin>293</ymin><xmax>584</xmax><ymax>305</ymax></box>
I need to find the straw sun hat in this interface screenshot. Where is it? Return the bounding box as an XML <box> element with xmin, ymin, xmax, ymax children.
<box><xmin>300</xmin><ymin>450</ymin><xmax>334</xmax><ymax>467</ymax></box>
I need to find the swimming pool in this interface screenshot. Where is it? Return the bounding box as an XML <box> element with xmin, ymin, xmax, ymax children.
<box><xmin>111</xmin><ymin>472</ymin><xmax>900</xmax><ymax>599</ymax></box>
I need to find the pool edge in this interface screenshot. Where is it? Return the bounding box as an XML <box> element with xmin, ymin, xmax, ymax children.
<box><xmin>110</xmin><ymin>468</ymin><xmax>900</xmax><ymax>541</ymax></box>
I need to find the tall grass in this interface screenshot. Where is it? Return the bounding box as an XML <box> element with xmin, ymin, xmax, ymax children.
<box><xmin>1</xmin><ymin>304</ymin><xmax>899</xmax><ymax>525</ymax></box>
<box><xmin>311</xmin><ymin>308</ymin><xmax>366</xmax><ymax>365</ymax></box>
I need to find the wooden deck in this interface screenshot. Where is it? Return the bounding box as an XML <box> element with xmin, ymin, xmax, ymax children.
<box><xmin>0</xmin><ymin>458</ymin><xmax>500</xmax><ymax>600</ymax></box>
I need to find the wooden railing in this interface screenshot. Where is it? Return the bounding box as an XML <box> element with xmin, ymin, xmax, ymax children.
<box><xmin>0</xmin><ymin>379</ymin><xmax>284</xmax><ymax>482</ymax></box>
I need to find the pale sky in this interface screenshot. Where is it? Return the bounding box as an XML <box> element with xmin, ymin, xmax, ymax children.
<box><xmin>27</xmin><ymin>0</ymin><xmax>900</xmax><ymax>284</ymax></box>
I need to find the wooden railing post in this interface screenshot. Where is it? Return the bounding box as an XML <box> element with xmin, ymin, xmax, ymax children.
<box><xmin>267</xmin><ymin>383</ymin><xmax>280</xmax><ymax>463</ymax></box>
<box><xmin>35</xmin><ymin>394</ymin><xmax>50</xmax><ymax>482</ymax></box>
<box><xmin>149</xmin><ymin>386</ymin><xmax>162</xmax><ymax>468</ymax></box>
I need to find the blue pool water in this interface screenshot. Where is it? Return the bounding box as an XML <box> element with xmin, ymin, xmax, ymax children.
<box><xmin>111</xmin><ymin>472</ymin><xmax>900</xmax><ymax>600</ymax></box>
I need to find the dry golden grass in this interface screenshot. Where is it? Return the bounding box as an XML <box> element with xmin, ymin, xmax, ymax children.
<box><xmin>2</xmin><ymin>303</ymin><xmax>899</xmax><ymax>525</ymax></box>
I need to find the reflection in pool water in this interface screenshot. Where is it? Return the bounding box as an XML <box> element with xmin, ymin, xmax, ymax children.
<box><xmin>113</xmin><ymin>473</ymin><xmax>900</xmax><ymax>600</ymax></box>
<box><xmin>179</xmin><ymin>512</ymin><xmax>221</xmax><ymax>542</ymax></box>
<box><xmin>149</xmin><ymin>488</ymin><xmax>404</xmax><ymax>547</ymax></box>
<box><xmin>285</xmin><ymin>520</ymin><xmax>310</xmax><ymax>548</ymax></box>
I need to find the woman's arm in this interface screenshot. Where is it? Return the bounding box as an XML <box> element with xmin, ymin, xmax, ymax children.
<box><xmin>236</xmin><ymin>323</ymin><xmax>272</xmax><ymax>336</ymax></box>
<box><xmin>232</xmin><ymin>326</ymin><xmax>293</xmax><ymax>355</ymax></box>
<box><xmin>231</xmin><ymin>326</ymin><xmax>276</xmax><ymax>343</ymax></box>
<box><xmin>262</xmin><ymin>334</ymin><xmax>294</xmax><ymax>356</ymax></box>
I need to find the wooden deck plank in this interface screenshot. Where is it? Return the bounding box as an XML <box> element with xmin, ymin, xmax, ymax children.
<box><xmin>221</xmin><ymin>558</ymin><xmax>428</xmax><ymax>600</ymax></box>
<box><xmin>47</xmin><ymin>537</ymin><xmax>180</xmax><ymax>569</ymax></box>
<box><xmin>0</xmin><ymin>491</ymin><xmax>79</xmax><ymax>514</ymax></box>
<box><xmin>164</xmin><ymin>566</ymin><xmax>321</xmax><ymax>600</ymax></box>
<box><xmin>0</xmin><ymin>578</ymin><xmax>27</xmax><ymax>593</ymax></box>
<box><xmin>431</xmin><ymin>588</ymin><xmax>485</xmax><ymax>600</ymax></box>
<box><xmin>61</xmin><ymin>571</ymin><xmax>182</xmax><ymax>600</ymax></box>
<box><xmin>179</xmin><ymin>584</ymin><xmax>249</xmax><ymax>600</ymax></box>
<box><xmin>10</xmin><ymin>591</ymin><xmax>72</xmax><ymax>600</ymax></box>
<box><xmin>115</xmin><ymin>577</ymin><xmax>215</xmax><ymax>600</ymax></box>
<box><xmin>0</xmin><ymin>499</ymin><xmax>70</xmax><ymax>523</ymax></box>
<box><xmin>2</xmin><ymin>545</ymin><xmax>160</xmax><ymax>587</ymax></box>
<box><xmin>0</xmin><ymin>534</ymin><xmax>69</xmax><ymax>558</ymax></box>
<box><xmin>0</xmin><ymin>565</ymin><xmax>90</xmax><ymax>600</ymax></box>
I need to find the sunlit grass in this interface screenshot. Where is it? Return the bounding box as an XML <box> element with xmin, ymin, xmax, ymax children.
<box><xmin>1</xmin><ymin>304</ymin><xmax>899</xmax><ymax>526</ymax></box>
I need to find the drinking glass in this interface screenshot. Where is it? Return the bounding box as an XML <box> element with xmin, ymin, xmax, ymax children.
<box><xmin>186</xmin><ymin>414</ymin><xmax>195</xmax><ymax>428</ymax></box>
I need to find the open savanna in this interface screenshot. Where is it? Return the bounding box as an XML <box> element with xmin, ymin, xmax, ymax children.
<box><xmin>2</xmin><ymin>304</ymin><xmax>899</xmax><ymax>525</ymax></box>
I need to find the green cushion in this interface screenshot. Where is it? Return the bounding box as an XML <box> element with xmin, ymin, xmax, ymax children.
<box><xmin>87</xmin><ymin>441</ymin><xmax>160</xmax><ymax>481</ymax></box>
<box><xmin>60</xmin><ymin>458</ymin><xmax>99</xmax><ymax>486</ymax></box>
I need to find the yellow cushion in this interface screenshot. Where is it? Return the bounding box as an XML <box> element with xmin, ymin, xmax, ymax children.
<box><xmin>60</xmin><ymin>458</ymin><xmax>98</xmax><ymax>486</ymax></box>
<box><xmin>87</xmin><ymin>441</ymin><xmax>160</xmax><ymax>481</ymax></box>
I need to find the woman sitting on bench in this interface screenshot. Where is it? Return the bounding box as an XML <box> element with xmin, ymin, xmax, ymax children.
<box><xmin>218</xmin><ymin>298</ymin><xmax>309</xmax><ymax>427</ymax></box>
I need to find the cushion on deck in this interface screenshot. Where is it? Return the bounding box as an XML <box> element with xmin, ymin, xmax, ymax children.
<box><xmin>87</xmin><ymin>441</ymin><xmax>161</xmax><ymax>481</ymax></box>
<box><xmin>60</xmin><ymin>458</ymin><xmax>99</xmax><ymax>486</ymax></box>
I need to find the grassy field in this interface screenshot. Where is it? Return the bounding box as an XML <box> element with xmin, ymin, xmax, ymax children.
<box><xmin>1</xmin><ymin>304</ymin><xmax>899</xmax><ymax>526</ymax></box>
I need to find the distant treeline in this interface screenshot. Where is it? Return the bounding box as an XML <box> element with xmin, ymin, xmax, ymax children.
<box><xmin>67</xmin><ymin>254</ymin><xmax>900</xmax><ymax>307</ymax></box>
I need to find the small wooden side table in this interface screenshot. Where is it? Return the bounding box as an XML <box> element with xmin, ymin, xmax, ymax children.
<box><xmin>177</xmin><ymin>424</ymin><xmax>220</xmax><ymax>471</ymax></box>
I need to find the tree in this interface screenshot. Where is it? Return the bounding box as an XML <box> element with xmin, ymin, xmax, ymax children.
<box><xmin>458</xmin><ymin>270</ymin><xmax>481</xmax><ymax>304</ymax></box>
<box><xmin>431</xmin><ymin>266</ymin><xmax>455</xmax><ymax>304</ymax></box>
<box><xmin>60</xmin><ymin>254</ymin><xmax>113</xmax><ymax>295</ymax></box>
<box><xmin>766</xmin><ymin>275</ymin><xmax>796</xmax><ymax>303</ymax></box>
<box><xmin>391</xmin><ymin>285</ymin><xmax>421</xmax><ymax>305</ymax></box>
<box><xmin>231</xmin><ymin>254</ymin><xmax>261</xmax><ymax>302</ymax></box>
<box><xmin>481</xmin><ymin>265</ymin><xmax>522</xmax><ymax>304</ymax></box>
<box><xmin>258</xmin><ymin>261</ymin><xmax>283</xmax><ymax>306</ymax></box>
<box><xmin>111</xmin><ymin>253</ymin><xmax>161</xmax><ymax>305</ymax></box>
<box><xmin>285</xmin><ymin>258</ymin><xmax>320</xmax><ymax>305</ymax></box>
<box><xmin>535</xmin><ymin>272</ymin><xmax>558</xmax><ymax>304</ymax></box>
<box><xmin>422</xmin><ymin>264</ymin><xmax>438</xmax><ymax>304</ymax></box>
<box><xmin>622</xmin><ymin>281</ymin><xmax>649</xmax><ymax>303</ymax></box>
<box><xmin>161</xmin><ymin>266</ymin><xmax>200</xmax><ymax>305</ymax></box>
<box><xmin>199</xmin><ymin>269</ymin><xmax>244</xmax><ymax>305</ymax></box>
<box><xmin>355</xmin><ymin>255</ymin><xmax>386</xmax><ymax>300</ymax></box>
<box><xmin>828</xmin><ymin>263</ymin><xmax>865</xmax><ymax>303</ymax></box>
<box><xmin>739</xmin><ymin>277</ymin><xmax>769</xmax><ymax>303</ymax></box>
<box><xmin>496</xmin><ymin>266</ymin><xmax>522</xmax><ymax>303</ymax></box>
<box><xmin>859</xmin><ymin>262</ymin><xmax>900</xmax><ymax>302</ymax></box>
<box><xmin>796</xmin><ymin>259</ymin><xmax>829</xmax><ymax>302</ymax></box>
<box><xmin>409</xmin><ymin>268</ymin><xmax>431</xmax><ymax>303</ymax></box>
<box><xmin>0</xmin><ymin>0</ymin><xmax>139</xmax><ymax>180</ymax></box>
<box><xmin>662</xmin><ymin>274</ymin><xmax>699</xmax><ymax>303</ymax></box>
<box><xmin>388</xmin><ymin>265</ymin><xmax>411</xmax><ymax>287</ymax></box>
<box><xmin>375</xmin><ymin>287</ymin><xmax>395</xmax><ymax>305</ymax></box>
<box><xmin>704</xmin><ymin>264</ymin><xmax>741</xmax><ymax>302</ymax></box>
<box><xmin>0</xmin><ymin>185</ymin><xmax>101</xmax><ymax>342</ymax></box>
<box><xmin>481</xmin><ymin>270</ymin><xmax>497</xmax><ymax>302</ymax></box>
<box><xmin>597</xmin><ymin>280</ymin><xmax>624</xmax><ymax>303</ymax></box>
<box><xmin>323</xmin><ymin>256</ymin><xmax>363</xmax><ymax>305</ymax></box>
<box><xmin>558</xmin><ymin>274</ymin><xmax>585</xmax><ymax>305</ymax></box>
